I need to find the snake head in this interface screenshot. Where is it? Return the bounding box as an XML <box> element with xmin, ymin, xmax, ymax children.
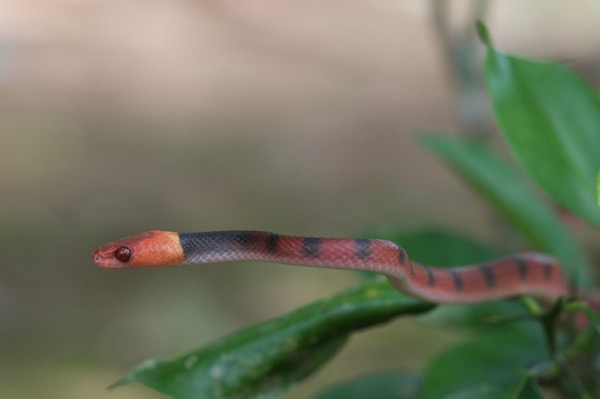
<box><xmin>92</xmin><ymin>230</ymin><xmax>184</xmax><ymax>268</ymax></box>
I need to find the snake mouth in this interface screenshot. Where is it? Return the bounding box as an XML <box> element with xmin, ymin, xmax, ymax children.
<box><xmin>92</xmin><ymin>246</ymin><xmax>122</xmax><ymax>268</ymax></box>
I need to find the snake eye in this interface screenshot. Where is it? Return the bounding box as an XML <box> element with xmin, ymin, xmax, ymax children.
<box><xmin>115</xmin><ymin>246</ymin><xmax>132</xmax><ymax>263</ymax></box>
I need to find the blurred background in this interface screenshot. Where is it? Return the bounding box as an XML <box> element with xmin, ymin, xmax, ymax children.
<box><xmin>1</xmin><ymin>1</ymin><xmax>599</xmax><ymax>398</ymax></box>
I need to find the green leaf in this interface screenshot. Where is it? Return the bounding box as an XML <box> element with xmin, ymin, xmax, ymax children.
<box><xmin>365</xmin><ymin>227</ymin><xmax>500</xmax><ymax>267</ymax></box>
<box><xmin>581</xmin><ymin>306</ymin><xmax>600</xmax><ymax>334</ymax></box>
<box><xmin>567</xmin><ymin>300</ymin><xmax>600</xmax><ymax>334</ymax></box>
<box><xmin>597</xmin><ymin>170</ymin><xmax>600</xmax><ymax>207</ymax></box>
<box><xmin>481</xmin><ymin>23</ymin><xmax>600</xmax><ymax>226</ymax></box>
<box><xmin>422</xmin><ymin>135</ymin><xmax>589</xmax><ymax>284</ymax></box>
<box><xmin>366</xmin><ymin>227</ymin><xmax>529</xmax><ymax>328</ymax></box>
<box><xmin>441</xmin><ymin>374</ymin><xmax>542</xmax><ymax>399</ymax></box>
<box><xmin>311</xmin><ymin>371</ymin><xmax>421</xmax><ymax>399</ymax></box>
<box><xmin>112</xmin><ymin>281</ymin><xmax>433</xmax><ymax>399</ymax></box>
<box><xmin>420</xmin><ymin>326</ymin><xmax>547</xmax><ymax>399</ymax></box>
<box><xmin>353</xmin><ymin>228</ymin><xmax>500</xmax><ymax>282</ymax></box>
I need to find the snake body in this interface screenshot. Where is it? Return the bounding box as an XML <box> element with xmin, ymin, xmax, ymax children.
<box><xmin>93</xmin><ymin>230</ymin><xmax>572</xmax><ymax>304</ymax></box>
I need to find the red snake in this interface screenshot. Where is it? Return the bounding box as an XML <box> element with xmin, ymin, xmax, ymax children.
<box><xmin>92</xmin><ymin>230</ymin><xmax>577</xmax><ymax>304</ymax></box>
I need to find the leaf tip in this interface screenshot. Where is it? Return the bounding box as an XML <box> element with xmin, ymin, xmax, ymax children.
<box><xmin>475</xmin><ymin>20</ymin><xmax>494</xmax><ymax>49</ymax></box>
<box><xmin>107</xmin><ymin>376</ymin><xmax>132</xmax><ymax>390</ymax></box>
<box><xmin>107</xmin><ymin>358</ymin><xmax>159</xmax><ymax>390</ymax></box>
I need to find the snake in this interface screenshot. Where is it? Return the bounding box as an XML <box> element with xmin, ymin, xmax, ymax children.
<box><xmin>92</xmin><ymin>230</ymin><xmax>578</xmax><ymax>304</ymax></box>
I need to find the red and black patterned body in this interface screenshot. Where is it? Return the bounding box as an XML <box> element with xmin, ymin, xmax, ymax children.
<box><xmin>93</xmin><ymin>230</ymin><xmax>573</xmax><ymax>304</ymax></box>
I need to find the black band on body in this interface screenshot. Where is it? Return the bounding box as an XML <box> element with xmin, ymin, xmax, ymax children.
<box><xmin>515</xmin><ymin>257</ymin><xmax>527</xmax><ymax>282</ymax></box>
<box><xmin>398</xmin><ymin>247</ymin><xmax>407</xmax><ymax>264</ymax></box>
<box><xmin>479</xmin><ymin>264</ymin><xmax>496</xmax><ymax>288</ymax></box>
<box><xmin>354</xmin><ymin>239</ymin><xmax>371</xmax><ymax>260</ymax></box>
<box><xmin>266</xmin><ymin>233</ymin><xmax>279</xmax><ymax>254</ymax></box>
<box><xmin>178</xmin><ymin>231</ymin><xmax>256</xmax><ymax>260</ymax></box>
<box><xmin>451</xmin><ymin>270</ymin><xmax>464</xmax><ymax>292</ymax></box>
<box><xmin>424</xmin><ymin>266</ymin><xmax>435</xmax><ymax>287</ymax></box>
<box><xmin>303</xmin><ymin>237</ymin><xmax>322</xmax><ymax>258</ymax></box>
<box><xmin>543</xmin><ymin>260</ymin><xmax>553</xmax><ymax>281</ymax></box>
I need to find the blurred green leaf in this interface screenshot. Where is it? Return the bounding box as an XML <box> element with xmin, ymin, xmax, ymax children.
<box><xmin>479</xmin><ymin>22</ymin><xmax>600</xmax><ymax>227</ymax></box>
<box><xmin>366</xmin><ymin>227</ymin><xmax>500</xmax><ymax>267</ymax></box>
<box><xmin>112</xmin><ymin>281</ymin><xmax>433</xmax><ymax>399</ymax></box>
<box><xmin>597</xmin><ymin>170</ymin><xmax>600</xmax><ymax>207</ymax></box>
<box><xmin>514</xmin><ymin>377</ymin><xmax>545</xmax><ymax>399</ymax></box>
<box><xmin>311</xmin><ymin>371</ymin><xmax>421</xmax><ymax>399</ymax></box>
<box><xmin>440</xmin><ymin>375</ymin><xmax>542</xmax><ymax>399</ymax></box>
<box><xmin>422</xmin><ymin>135</ymin><xmax>589</xmax><ymax>284</ymax></box>
<box><xmin>421</xmin><ymin>326</ymin><xmax>547</xmax><ymax>399</ymax></box>
<box><xmin>567</xmin><ymin>300</ymin><xmax>600</xmax><ymax>335</ymax></box>
<box><xmin>581</xmin><ymin>306</ymin><xmax>600</xmax><ymax>334</ymax></box>
<box><xmin>366</xmin><ymin>227</ymin><xmax>528</xmax><ymax>328</ymax></box>
<box><xmin>353</xmin><ymin>227</ymin><xmax>499</xmax><ymax>281</ymax></box>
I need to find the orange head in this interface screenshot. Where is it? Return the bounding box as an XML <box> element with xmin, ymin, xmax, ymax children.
<box><xmin>92</xmin><ymin>230</ymin><xmax>184</xmax><ymax>268</ymax></box>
